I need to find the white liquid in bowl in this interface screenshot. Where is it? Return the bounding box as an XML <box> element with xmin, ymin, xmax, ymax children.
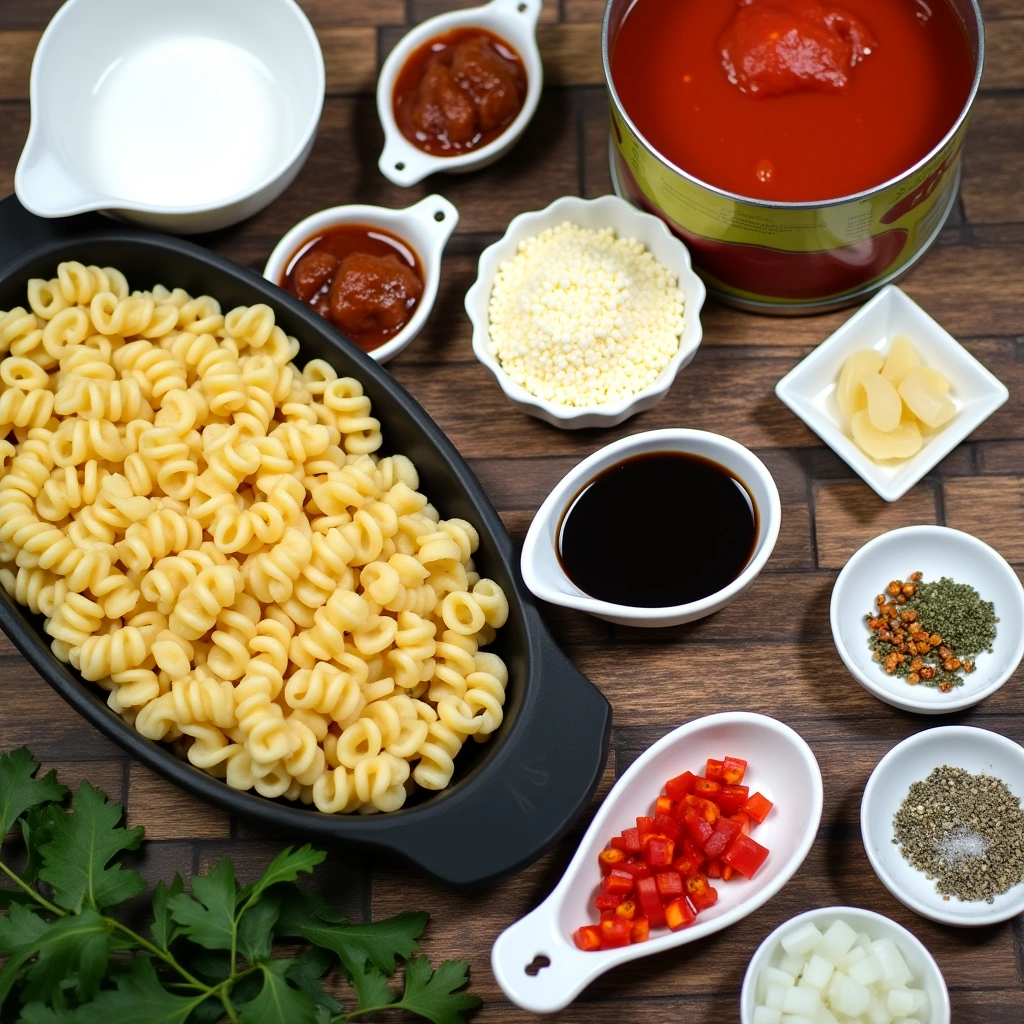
<box><xmin>83</xmin><ymin>36</ymin><xmax>287</xmax><ymax>208</ymax></box>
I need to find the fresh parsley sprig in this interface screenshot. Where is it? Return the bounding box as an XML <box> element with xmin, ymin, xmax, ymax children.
<box><xmin>0</xmin><ymin>748</ymin><xmax>481</xmax><ymax>1024</ymax></box>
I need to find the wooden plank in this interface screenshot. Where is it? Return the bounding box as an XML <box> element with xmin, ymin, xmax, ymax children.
<box><xmin>983</xmin><ymin>18</ymin><xmax>1024</xmax><ymax>90</ymax></box>
<box><xmin>319</xmin><ymin>27</ymin><xmax>379</xmax><ymax>96</ymax></box>
<box><xmin>0</xmin><ymin>103</ymin><xmax>29</xmax><ymax>197</ymax></box>
<box><xmin>961</xmin><ymin>96</ymin><xmax>1024</xmax><ymax>225</ymax></box>
<box><xmin>564</xmin><ymin>0</ymin><xmax>607</xmax><ymax>22</ymax></box>
<box><xmin>581</xmin><ymin>86</ymin><xmax>613</xmax><ymax>198</ymax></box>
<box><xmin>37</xmin><ymin>759</ymin><xmax>124</xmax><ymax>803</ymax></box>
<box><xmin>538</xmin><ymin>23</ymin><xmax>604</xmax><ymax>86</ymax></box>
<box><xmin>944</xmin><ymin>475</ymin><xmax>1024</xmax><ymax>561</ymax></box>
<box><xmin>412</xmin><ymin>0</ymin><xmax>561</xmax><ymax>22</ymax></box>
<box><xmin>812</xmin><ymin>480</ymin><xmax>940</xmax><ymax>570</ymax></box>
<box><xmin>0</xmin><ymin>30</ymin><xmax>34</xmax><ymax>101</ymax></box>
<box><xmin>127</xmin><ymin>763</ymin><xmax>231</xmax><ymax>840</ymax></box>
<box><xmin>302</xmin><ymin>0</ymin><xmax>406</xmax><ymax>25</ymax></box>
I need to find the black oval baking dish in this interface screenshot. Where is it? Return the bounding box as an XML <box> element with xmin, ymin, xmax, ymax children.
<box><xmin>0</xmin><ymin>196</ymin><xmax>611</xmax><ymax>887</ymax></box>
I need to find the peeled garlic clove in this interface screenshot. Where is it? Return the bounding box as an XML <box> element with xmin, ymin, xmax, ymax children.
<box><xmin>899</xmin><ymin>366</ymin><xmax>956</xmax><ymax>428</ymax></box>
<box><xmin>852</xmin><ymin>411</ymin><xmax>923</xmax><ymax>460</ymax></box>
<box><xmin>861</xmin><ymin>372</ymin><xmax>902</xmax><ymax>432</ymax></box>
<box><xmin>837</xmin><ymin>349</ymin><xmax>884</xmax><ymax>419</ymax></box>
<box><xmin>881</xmin><ymin>335</ymin><xmax>919</xmax><ymax>387</ymax></box>
<box><xmin>917</xmin><ymin>365</ymin><xmax>951</xmax><ymax>395</ymax></box>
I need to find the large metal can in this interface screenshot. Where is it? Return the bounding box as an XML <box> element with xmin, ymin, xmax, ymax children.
<box><xmin>603</xmin><ymin>0</ymin><xmax>984</xmax><ymax>314</ymax></box>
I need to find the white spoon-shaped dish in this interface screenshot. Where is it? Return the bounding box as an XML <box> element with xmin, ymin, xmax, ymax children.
<box><xmin>377</xmin><ymin>0</ymin><xmax>543</xmax><ymax>187</ymax></box>
<box><xmin>263</xmin><ymin>194</ymin><xmax>458</xmax><ymax>364</ymax></box>
<box><xmin>830</xmin><ymin>525</ymin><xmax>1024</xmax><ymax>714</ymax></box>
<box><xmin>492</xmin><ymin>712</ymin><xmax>823</xmax><ymax>1014</ymax></box>
<box><xmin>862</xmin><ymin>726</ymin><xmax>1024</xmax><ymax>927</ymax></box>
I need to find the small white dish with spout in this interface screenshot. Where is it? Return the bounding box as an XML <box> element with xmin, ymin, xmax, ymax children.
<box><xmin>264</xmin><ymin>195</ymin><xmax>459</xmax><ymax>364</ymax></box>
<box><xmin>492</xmin><ymin>712</ymin><xmax>823</xmax><ymax>1014</ymax></box>
<box><xmin>376</xmin><ymin>0</ymin><xmax>544</xmax><ymax>187</ymax></box>
<box><xmin>16</xmin><ymin>0</ymin><xmax>324</xmax><ymax>233</ymax></box>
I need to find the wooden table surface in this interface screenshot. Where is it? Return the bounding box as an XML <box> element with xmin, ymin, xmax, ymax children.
<box><xmin>2</xmin><ymin>1</ymin><xmax>1023</xmax><ymax>1021</ymax></box>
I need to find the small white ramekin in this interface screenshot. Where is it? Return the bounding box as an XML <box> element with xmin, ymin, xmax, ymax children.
<box><xmin>16</xmin><ymin>0</ymin><xmax>324</xmax><ymax>233</ymax></box>
<box><xmin>264</xmin><ymin>195</ymin><xmax>459</xmax><ymax>364</ymax></box>
<box><xmin>740</xmin><ymin>907</ymin><xmax>950</xmax><ymax>1024</ymax></box>
<box><xmin>521</xmin><ymin>429</ymin><xmax>780</xmax><ymax>627</ymax></box>
<box><xmin>377</xmin><ymin>0</ymin><xmax>543</xmax><ymax>187</ymax></box>
<box><xmin>465</xmin><ymin>194</ymin><xmax>706</xmax><ymax>429</ymax></box>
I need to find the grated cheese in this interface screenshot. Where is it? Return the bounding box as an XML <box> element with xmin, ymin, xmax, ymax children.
<box><xmin>487</xmin><ymin>222</ymin><xmax>685</xmax><ymax>408</ymax></box>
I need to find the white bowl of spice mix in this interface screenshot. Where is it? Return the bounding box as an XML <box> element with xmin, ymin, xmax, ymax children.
<box><xmin>830</xmin><ymin>525</ymin><xmax>1024</xmax><ymax>714</ymax></box>
<box><xmin>465</xmin><ymin>194</ymin><xmax>706</xmax><ymax>429</ymax></box>
<box><xmin>862</xmin><ymin>726</ymin><xmax>1024</xmax><ymax>927</ymax></box>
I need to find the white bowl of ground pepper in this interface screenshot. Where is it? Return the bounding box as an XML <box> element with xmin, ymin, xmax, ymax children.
<box><xmin>862</xmin><ymin>726</ymin><xmax>1024</xmax><ymax>927</ymax></box>
<box><xmin>830</xmin><ymin>525</ymin><xmax>1024</xmax><ymax>714</ymax></box>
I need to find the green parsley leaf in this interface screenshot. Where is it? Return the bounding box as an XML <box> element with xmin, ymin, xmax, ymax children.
<box><xmin>38</xmin><ymin>781</ymin><xmax>144</xmax><ymax>912</ymax></box>
<box><xmin>167</xmin><ymin>859</ymin><xmax>237</xmax><ymax>951</ymax></box>
<box><xmin>20</xmin><ymin>804</ymin><xmax>60</xmax><ymax>884</ymax></box>
<box><xmin>285</xmin><ymin>948</ymin><xmax>342</xmax><ymax>1024</ymax></box>
<box><xmin>150</xmin><ymin>874</ymin><xmax>184</xmax><ymax>952</ymax></box>
<box><xmin>0</xmin><ymin>889</ymin><xmax>43</xmax><ymax>911</ymax></box>
<box><xmin>237</xmin><ymin>890</ymin><xmax>281</xmax><ymax>964</ymax></box>
<box><xmin>0</xmin><ymin>747</ymin><xmax>66</xmax><ymax>839</ymax></box>
<box><xmin>274</xmin><ymin>888</ymin><xmax>340</xmax><ymax>938</ymax></box>
<box><xmin>17</xmin><ymin>1003</ymin><xmax>75</xmax><ymax>1023</ymax></box>
<box><xmin>347</xmin><ymin>962</ymin><xmax>397</xmax><ymax>1012</ymax></box>
<box><xmin>392</xmin><ymin>957</ymin><xmax>481</xmax><ymax>1024</ymax></box>
<box><xmin>238</xmin><ymin>845</ymin><xmax>325</xmax><ymax>908</ymax></box>
<box><xmin>237</xmin><ymin>960</ymin><xmax>318</xmax><ymax>1024</ymax></box>
<box><xmin>73</xmin><ymin>957</ymin><xmax>209</xmax><ymax>1024</ymax></box>
<box><xmin>302</xmin><ymin>911</ymin><xmax>427</xmax><ymax>976</ymax></box>
<box><xmin>21</xmin><ymin>907</ymin><xmax>111</xmax><ymax>1005</ymax></box>
<box><xmin>0</xmin><ymin>904</ymin><xmax>51</xmax><ymax>1008</ymax></box>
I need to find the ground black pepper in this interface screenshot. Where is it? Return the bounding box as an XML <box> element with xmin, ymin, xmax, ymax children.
<box><xmin>893</xmin><ymin>765</ymin><xmax>1024</xmax><ymax>903</ymax></box>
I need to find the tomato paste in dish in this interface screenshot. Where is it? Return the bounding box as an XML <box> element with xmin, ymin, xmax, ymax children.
<box><xmin>611</xmin><ymin>0</ymin><xmax>973</xmax><ymax>202</ymax></box>
<box><xmin>393</xmin><ymin>28</ymin><xmax>527</xmax><ymax>156</ymax></box>
<box><xmin>283</xmin><ymin>224</ymin><xmax>424</xmax><ymax>353</ymax></box>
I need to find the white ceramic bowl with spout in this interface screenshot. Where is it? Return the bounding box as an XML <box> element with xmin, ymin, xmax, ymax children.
<box><xmin>492</xmin><ymin>712</ymin><xmax>823</xmax><ymax>1014</ymax></box>
<box><xmin>16</xmin><ymin>0</ymin><xmax>324</xmax><ymax>233</ymax></box>
<box><xmin>264</xmin><ymin>195</ymin><xmax>459</xmax><ymax>363</ymax></box>
<box><xmin>377</xmin><ymin>0</ymin><xmax>543</xmax><ymax>186</ymax></box>
<box><xmin>521</xmin><ymin>429</ymin><xmax>781</xmax><ymax>627</ymax></box>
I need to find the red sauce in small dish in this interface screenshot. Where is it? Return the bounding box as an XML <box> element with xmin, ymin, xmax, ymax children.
<box><xmin>282</xmin><ymin>224</ymin><xmax>424</xmax><ymax>353</ymax></box>
<box><xmin>393</xmin><ymin>28</ymin><xmax>527</xmax><ymax>156</ymax></box>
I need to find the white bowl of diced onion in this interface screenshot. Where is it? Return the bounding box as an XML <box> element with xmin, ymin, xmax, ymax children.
<box><xmin>740</xmin><ymin>906</ymin><xmax>949</xmax><ymax>1024</ymax></box>
<box><xmin>465</xmin><ymin>194</ymin><xmax>706</xmax><ymax>429</ymax></box>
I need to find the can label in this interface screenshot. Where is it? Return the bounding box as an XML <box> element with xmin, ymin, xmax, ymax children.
<box><xmin>610</xmin><ymin>102</ymin><xmax>966</xmax><ymax>308</ymax></box>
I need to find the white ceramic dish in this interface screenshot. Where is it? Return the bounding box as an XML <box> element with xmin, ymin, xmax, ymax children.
<box><xmin>466</xmin><ymin>194</ymin><xmax>706</xmax><ymax>429</ymax></box>
<box><xmin>16</xmin><ymin>0</ymin><xmax>324</xmax><ymax>233</ymax></box>
<box><xmin>263</xmin><ymin>195</ymin><xmax>459</xmax><ymax>364</ymax></box>
<box><xmin>775</xmin><ymin>285</ymin><xmax>1007</xmax><ymax>503</ymax></box>
<box><xmin>830</xmin><ymin>525</ymin><xmax>1024</xmax><ymax>714</ymax></box>
<box><xmin>740</xmin><ymin>906</ymin><xmax>950</xmax><ymax>1024</ymax></box>
<box><xmin>376</xmin><ymin>0</ymin><xmax>543</xmax><ymax>187</ymax></box>
<box><xmin>521</xmin><ymin>429</ymin><xmax>780</xmax><ymax>627</ymax></box>
<box><xmin>862</xmin><ymin>726</ymin><xmax>1024</xmax><ymax>927</ymax></box>
<box><xmin>492</xmin><ymin>712</ymin><xmax>822</xmax><ymax>1014</ymax></box>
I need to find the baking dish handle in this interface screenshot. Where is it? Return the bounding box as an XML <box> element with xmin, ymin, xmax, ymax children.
<box><xmin>393</xmin><ymin>629</ymin><xmax>612</xmax><ymax>887</ymax></box>
<box><xmin>0</xmin><ymin>195</ymin><xmax>108</xmax><ymax>276</ymax></box>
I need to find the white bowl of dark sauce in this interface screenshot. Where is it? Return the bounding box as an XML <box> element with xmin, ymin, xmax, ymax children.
<box><xmin>521</xmin><ymin>429</ymin><xmax>782</xmax><ymax>627</ymax></box>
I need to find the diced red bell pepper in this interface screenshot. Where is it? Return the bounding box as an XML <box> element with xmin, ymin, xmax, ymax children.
<box><xmin>721</xmin><ymin>864</ymin><xmax>737</xmax><ymax>881</ymax></box>
<box><xmin>665</xmin><ymin>771</ymin><xmax>697</xmax><ymax>801</ymax></box>
<box><xmin>600</xmin><ymin>918</ymin><xmax>632</xmax><ymax>948</ymax></box>
<box><xmin>595</xmin><ymin>892</ymin><xmax>623</xmax><ymax>910</ymax></box>
<box><xmin>722</xmin><ymin>756</ymin><xmax>747</xmax><ymax>785</ymax></box>
<box><xmin>641</xmin><ymin>835</ymin><xmax>675</xmax><ymax>869</ymax></box>
<box><xmin>614</xmin><ymin>899</ymin><xmax>637</xmax><ymax>920</ymax></box>
<box><xmin>722</xmin><ymin>833</ymin><xmax>769</xmax><ymax>879</ymax></box>
<box><xmin>635</xmin><ymin>876</ymin><xmax>666</xmax><ymax>928</ymax></box>
<box><xmin>573</xmin><ymin>925</ymin><xmax>602</xmax><ymax>951</ymax></box>
<box><xmin>705</xmin><ymin>758</ymin><xmax>725</xmax><ymax>781</ymax></box>
<box><xmin>686</xmin><ymin>874</ymin><xmax>719</xmax><ymax>912</ymax></box>
<box><xmin>602</xmin><ymin>869</ymin><xmax>634</xmax><ymax>896</ymax></box>
<box><xmin>684</xmin><ymin>794</ymin><xmax>720</xmax><ymax>824</ymax></box>
<box><xmin>663</xmin><ymin>897</ymin><xmax>696</xmax><ymax>931</ymax></box>
<box><xmin>617</xmin><ymin>827</ymin><xmax>641</xmax><ymax>853</ymax></box>
<box><xmin>741</xmin><ymin>792</ymin><xmax>773</xmax><ymax>825</ymax></box>
<box><xmin>636</xmin><ymin>815</ymin><xmax>656</xmax><ymax>838</ymax></box>
<box><xmin>682</xmin><ymin>809</ymin><xmax>714</xmax><ymax>846</ymax></box>
<box><xmin>715</xmin><ymin>784</ymin><xmax>750</xmax><ymax>816</ymax></box>
<box><xmin>705</xmin><ymin>858</ymin><xmax>721</xmax><ymax>879</ymax></box>
<box><xmin>672</xmin><ymin>854</ymin><xmax>702</xmax><ymax>878</ymax></box>
<box><xmin>600</xmin><ymin>909</ymin><xmax>616</xmax><ymax>922</ymax></box>
<box><xmin>599</xmin><ymin>848</ymin><xmax>628</xmax><ymax>874</ymax></box>
<box><xmin>654</xmin><ymin>871</ymin><xmax>684</xmax><ymax>898</ymax></box>
<box><xmin>620</xmin><ymin>857</ymin><xmax>651</xmax><ymax>880</ymax></box>
<box><xmin>703</xmin><ymin>815</ymin><xmax>743</xmax><ymax>859</ymax></box>
<box><xmin>655</xmin><ymin>795</ymin><xmax>675</xmax><ymax>818</ymax></box>
<box><xmin>731</xmin><ymin>812</ymin><xmax>751</xmax><ymax>836</ymax></box>
<box><xmin>631</xmin><ymin>917</ymin><xmax>650</xmax><ymax>943</ymax></box>
<box><xmin>653</xmin><ymin>814</ymin><xmax>682</xmax><ymax>844</ymax></box>
<box><xmin>693</xmin><ymin>777</ymin><xmax>721</xmax><ymax>800</ymax></box>
<box><xmin>681</xmin><ymin>836</ymin><xmax>706</xmax><ymax>860</ymax></box>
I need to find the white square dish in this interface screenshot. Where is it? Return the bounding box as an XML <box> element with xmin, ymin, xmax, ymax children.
<box><xmin>775</xmin><ymin>285</ymin><xmax>1008</xmax><ymax>502</ymax></box>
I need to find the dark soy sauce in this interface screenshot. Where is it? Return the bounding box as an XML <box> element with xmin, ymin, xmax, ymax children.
<box><xmin>557</xmin><ymin>451</ymin><xmax>758</xmax><ymax>608</ymax></box>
